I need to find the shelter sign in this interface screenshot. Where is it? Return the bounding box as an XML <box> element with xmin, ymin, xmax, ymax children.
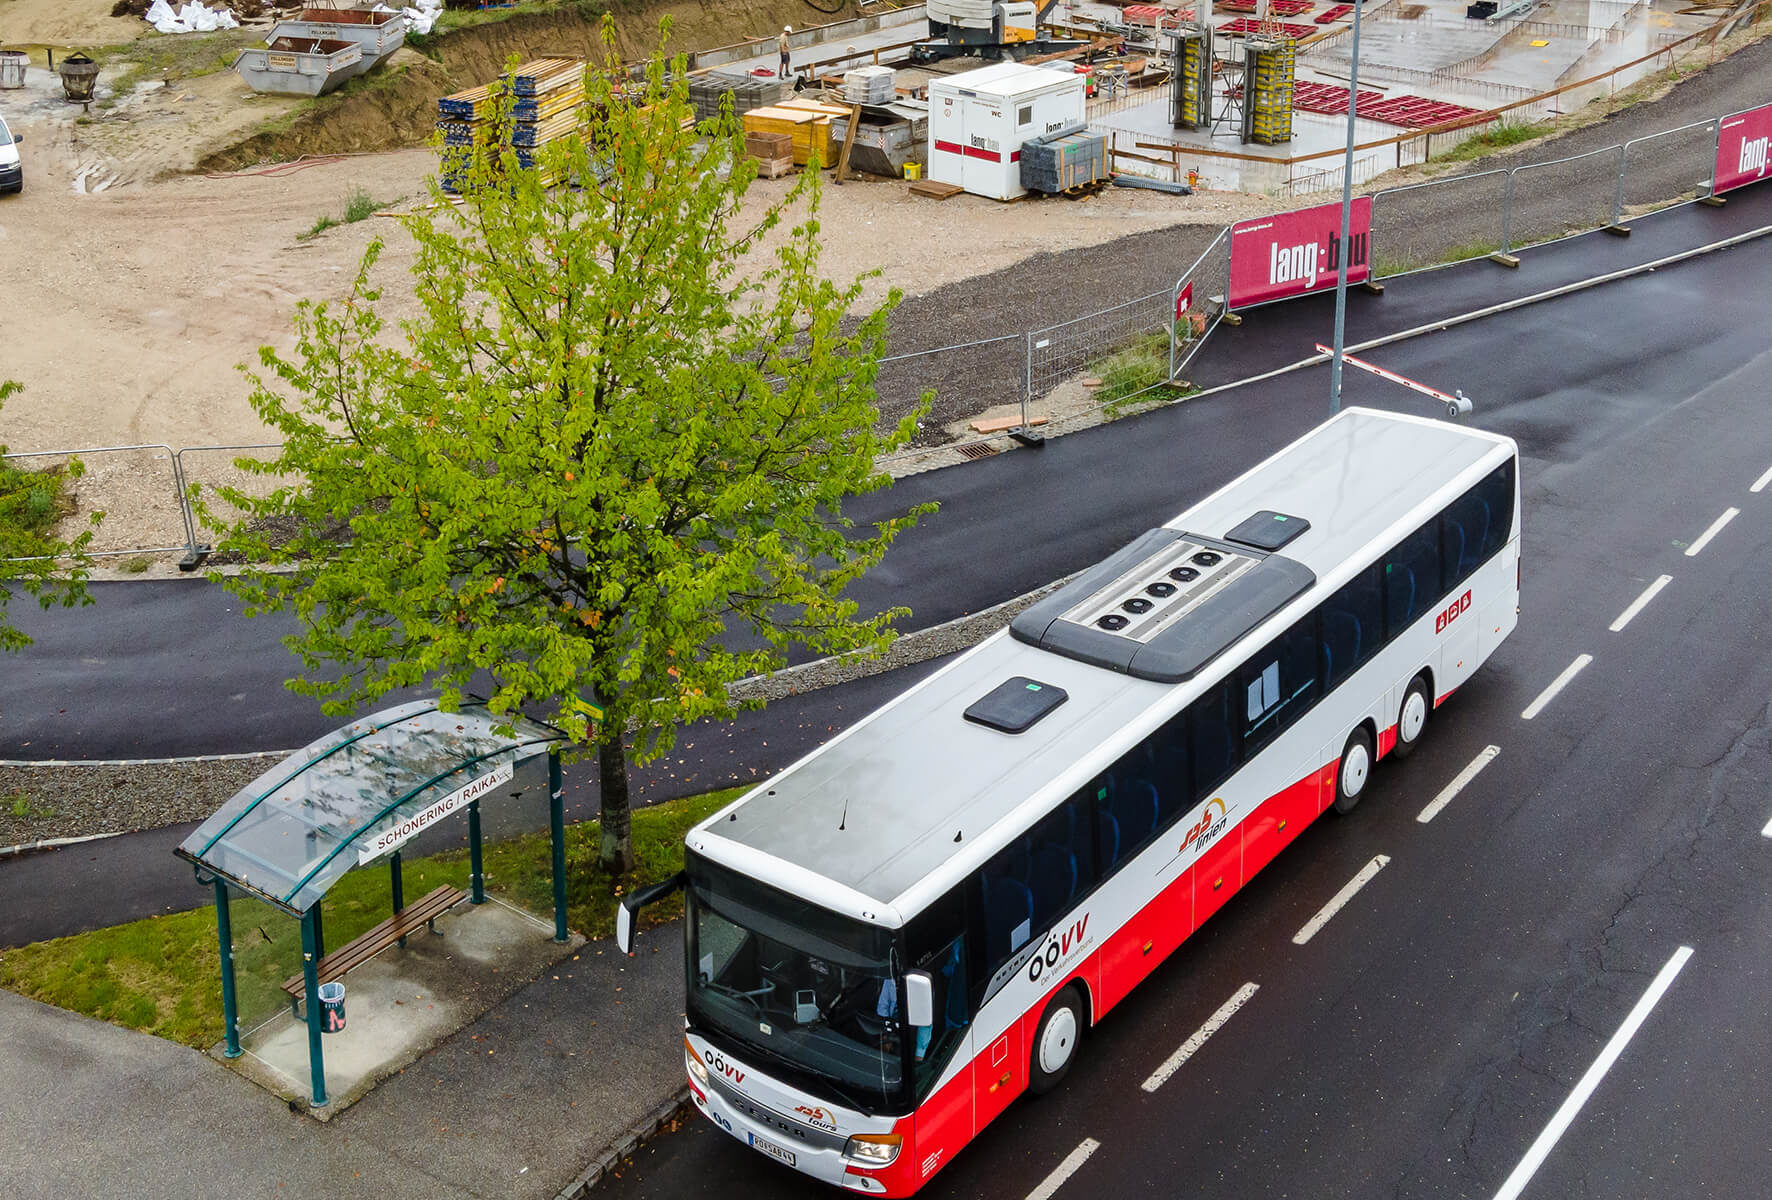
<box><xmin>358</xmin><ymin>761</ymin><xmax>514</xmax><ymax>864</ymax></box>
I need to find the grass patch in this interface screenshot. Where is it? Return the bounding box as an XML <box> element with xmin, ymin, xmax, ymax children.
<box><xmin>0</xmin><ymin>457</ymin><xmax>76</xmax><ymax>554</ymax></box>
<box><xmin>7</xmin><ymin>790</ymin><xmax>56</xmax><ymax>821</ymax></box>
<box><xmin>120</xmin><ymin>555</ymin><xmax>152</xmax><ymax>574</ymax></box>
<box><xmin>297</xmin><ymin>187</ymin><xmax>399</xmax><ymax>240</ymax></box>
<box><xmin>103</xmin><ymin>28</ymin><xmax>260</xmax><ymax>98</ymax></box>
<box><xmin>0</xmin><ymin>786</ymin><xmax>742</xmax><ymax>1048</ymax></box>
<box><xmin>1375</xmin><ymin>238</ymin><xmax>1503</xmax><ymax>277</ymax></box>
<box><xmin>406</xmin><ymin>0</ymin><xmax>609</xmax><ymax>55</ymax></box>
<box><xmin>1432</xmin><ymin>117</ymin><xmax>1554</xmax><ymax>164</ymax></box>
<box><xmin>1089</xmin><ymin>325</ymin><xmax>1201</xmax><ymax>413</ymax></box>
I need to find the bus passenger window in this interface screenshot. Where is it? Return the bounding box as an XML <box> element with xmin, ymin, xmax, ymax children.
<box><xmin>1190</xmin><ymin>679</ymin><xmax>1242</xmax><ymax>798</ymax></box>
<box><xmin>1321</xmin><ymin>563</ymin><xmax>1382</xmax><ymax>689</ymax></box>
<box><xmin>1385</xmin><ymin>523</ymin><xmax>1441</xmax><ymax>637</ymax></box>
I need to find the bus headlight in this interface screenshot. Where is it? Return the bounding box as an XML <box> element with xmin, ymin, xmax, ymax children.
<box><xmin>685</xmin><ymin>1037</ymin><xmax>709</xmax><ymax>1086</ymax></box>
<box><xmin>842</xmin><ymin>1134</ymin><xmax>902</xmax><ymax>1166</ymax></box>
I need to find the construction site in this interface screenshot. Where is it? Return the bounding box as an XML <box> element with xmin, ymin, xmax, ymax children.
<box><xmin>0</xmin><ymin>0</ymin><xmax>1769</xmax><ymax>563</ymax></box>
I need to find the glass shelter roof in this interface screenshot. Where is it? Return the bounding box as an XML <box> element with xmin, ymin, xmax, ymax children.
<box><xmin>176</xmin><ymin>700</ymin><xmax>564</xmax><ymax>914</ymax></box>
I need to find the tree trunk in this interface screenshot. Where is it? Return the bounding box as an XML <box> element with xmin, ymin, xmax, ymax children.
<box><xmin>597</xmin><ymin>733</ymin><xmax>636</xmax><ymax>874</ymax></box>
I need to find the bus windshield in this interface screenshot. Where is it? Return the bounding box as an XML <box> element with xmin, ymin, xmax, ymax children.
<box><xmin>685</xmin><ymin>856</ymin><xmax>908</xmax><ymax>1114</ymax></box>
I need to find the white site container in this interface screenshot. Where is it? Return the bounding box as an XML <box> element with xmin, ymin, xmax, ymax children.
<box><xmin>928</xmin><ymin>62</ymin><xmax>1087</xmax><ymax>201</ymax></box>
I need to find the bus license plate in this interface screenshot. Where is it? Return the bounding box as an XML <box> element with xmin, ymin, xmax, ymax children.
<box><xmin>748</xmin><ymin>1132</ymin><xmax>796</xmax><ymax>1167</ymax></box>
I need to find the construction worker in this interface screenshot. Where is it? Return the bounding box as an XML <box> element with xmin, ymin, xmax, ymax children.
<box><xmin>779</xmin><ymin>26</ymin><xmax>792</xmax><ymax>80</ymax></box>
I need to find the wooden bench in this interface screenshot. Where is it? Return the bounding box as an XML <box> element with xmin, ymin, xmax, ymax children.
<box><xmin>281</xmin><ymin>884</ymin><xmax>468</xmax><ymax>1016</ymax></box>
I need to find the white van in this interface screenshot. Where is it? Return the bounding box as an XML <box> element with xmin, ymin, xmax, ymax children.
<box><xmin>0</xmin><ymin>113</ymin><xmax>22</xmax><ymax>194</ymax></box>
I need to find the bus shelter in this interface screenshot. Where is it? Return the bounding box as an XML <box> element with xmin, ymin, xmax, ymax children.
<box><xmin>175</xmin><ymin>699</ymin><xmax>571</xmax><ymax>1109</ymax></box>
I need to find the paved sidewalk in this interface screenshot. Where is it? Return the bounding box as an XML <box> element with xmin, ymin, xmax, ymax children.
<box><xmin>1</xmin><ymin>928</ymin><xmax>687</xmax><ymax>1200</ymax></box>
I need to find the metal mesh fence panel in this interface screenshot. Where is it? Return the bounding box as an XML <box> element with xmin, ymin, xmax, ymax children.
<box><xmin>1170</xmin><ymin>228</ymin><xmax>1231</xmax><ymax>382</ymax></box>
<box><xmin>873</xmin><ymin>336</ymin><xmax>1027</xmax><ymax>443</ymax></box>
<box><xmin>1028</xmin><ymin>288</ymin><xmax>1174</xmax><ymax>401</ymax></box>
<box><xmin>1504</xmin><ymin>143</ymin><xmax>1626</xmax><ymax>251</ymax></box>
<box><xmin>176</xmin><ymin>444</ymin><xmax>292</xmax><ymax>551</ymax></box>
<box><xmin>1372</xmin><ymin>169</ymin><xmax>1509</xmax><ymax>278</ymax></box>
<box><xmin>2</xmin><ymin>445</ymin><xmax>185</xmax><ymax>559</ymax></box>
<box><xmin>1619</xmin><ymin>119</ymin><xmax>1719</xmax><ymax>216</ymax></box>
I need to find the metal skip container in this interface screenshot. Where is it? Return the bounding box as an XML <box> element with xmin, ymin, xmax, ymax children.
<box><xmin>831</xmin><ymin>100</ymin><xmax>929</xmax><ymax>178</ymax></box>
<box><xmin>233</xmin><ymin>37</ymin><xmax>364</xmax><ymax>97</ymax></box>
<box><xmin>268</xmin><ymin>8</ymin><xmax>407</xmax><ymax>78</ymax></box>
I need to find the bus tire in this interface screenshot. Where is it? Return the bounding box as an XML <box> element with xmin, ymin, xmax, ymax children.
<box><xmin>1391</xmin><ymin>674</ymin><xmax>1432</xmax><ymax>760</ymax></box>
<box><xmin>1333</xmin><ymin>726</ymin><xmax>1374</xmax><ymax>814</ymax></box>
<box><xmin>1028</xmin><ymin>985</ymin><xmax>1084</xmax><ymax>1095</ymax></box>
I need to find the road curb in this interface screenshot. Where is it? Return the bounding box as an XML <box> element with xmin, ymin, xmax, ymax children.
<box><xmin>0</xmin><ymin>828</ymin><xmax>129</xmax><ymax>861</ymax></box>
<box><xmin>554</xmin><ymin>1089</ymin><xmax>693</xmax><ymax>1199</ymax></box>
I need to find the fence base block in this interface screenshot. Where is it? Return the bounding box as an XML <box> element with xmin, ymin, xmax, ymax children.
<box><xmin>1488</xmin><ymin>252</ymin><xmax>1521</xmax><ymax>268</ymax></box>
<box><xmin>1603</xmin><ymin>224</ymin><xmax>1632</xmax><ymax>237</ymax></box>
<box><xmin>178</xmin><ymin>546</ymin><xmax>212</xmax><ymax>572</ymax></box>
<box><xmin>1359</xmin><ymin>280</ymin><xmax>1385</xmax><ymax>295</ymax></box>
<box><xmin>1009</xmin><ymin>428</ymin><xmax>1047</xmax><ymax>448</ymax></box>
<box><xmin>1699</xmin><ymin>195</ymin><xmax>1727</xmax><ymax>207</ymax></box>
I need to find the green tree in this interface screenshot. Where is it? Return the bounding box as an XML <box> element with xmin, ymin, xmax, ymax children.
<box><xmin>1</xmin><ymin>381</ymin><xmax>101</xmax><ymax>653</ymax></box>
<box><xmin>211</xmin><ymin>36</ymin><xmax>932</xmax><ymax>872</ymax></box>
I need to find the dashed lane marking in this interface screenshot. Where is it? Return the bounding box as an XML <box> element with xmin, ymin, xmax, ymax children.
<box><xmin>1521</xmin><ymin>655</ymin><xmax>1592</xmax><ymax>721</ymax></box>
<box><xmin>1292</xmin><ymin>855</ymin><xmax>1390</xmax><ymax>946</ymax></box>
<box><xmin>1609</xmin><ymin>575</ymin><xmax>1673</xmax><ymax>633</ymax></box>
<box><xmin>1141</xmin><ymin>982</ymin><xmax>1260</xmax><ymax>1093</ymax></box>
<box><xmin>1024</xmin><ymin>1138</ymin><xmax>1102</xmax><ymax>1200</ymax></box>
<box><xmin>1417</xmin><ymin>745</ymin><xmax>1501</xmax><ymax>824</ymax></box>
<box><xmin>1684</xmin><ymin>507</ymin><xmax>1739</xmax><ymax>557</ymax></box>
<box><xmin>1491</xmin><ymin>946</ymin><xmax>1694</xmax><ymax>1200</ymax></box>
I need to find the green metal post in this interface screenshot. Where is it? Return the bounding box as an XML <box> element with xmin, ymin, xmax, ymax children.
<box><xmin>213</xmin><ymin>879</ymin><xmax>241</xmax><ymax>1059</ymax></box>
<box><xmin>391</xmin><ymin>850</ymin><xmax>406</xmax><ymax>946</ymax></box>
<box><xmin>469</xmin><ymin>800</ymin><xmax>486</xmax><ymax>905</ymax></box>
<box><xmin>311</xmin><ymin>899</ymin><xmax>325</xmax><ymax>959</ymax></box>
<box><xmin>549</xmin><ymin>752</ymin><xmax>568</xmax><ymax>943</ymax></box>
<box><xmin>300</xmin><ymin>908</ymin><xmax>327</xmax><ymax>1108</ymax></box>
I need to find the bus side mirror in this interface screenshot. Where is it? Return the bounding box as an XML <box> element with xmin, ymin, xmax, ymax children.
<box><xmin>616</xmin><ymin>870</ymin><xmax>687</xmax><ymax>955</ymax></box>
<box><xmin>905</xmin><ymin>971</ymin><xmax>935</xmax><ymax>1027</ymax></box>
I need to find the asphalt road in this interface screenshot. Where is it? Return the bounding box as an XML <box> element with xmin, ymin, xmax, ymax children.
<box><xmin>5</xmin><ymin>185</ymin><xmax>1771</xmax><ymax>765</ymax></box>
<box><xmin>588</xmin><ymin>212</ymin><xmax>1772</xmax><ymax>1197</ymax></box>
<box><xmin>3</xmin><ymin>189</ymin><xmax>1771</xmax><ymax>949</ymax></box>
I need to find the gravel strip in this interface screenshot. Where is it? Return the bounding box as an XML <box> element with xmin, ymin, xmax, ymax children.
<box><xmin>0</xmin><ymin>758</ymin><xmax>272</xmax><ymax>847</ymax></box>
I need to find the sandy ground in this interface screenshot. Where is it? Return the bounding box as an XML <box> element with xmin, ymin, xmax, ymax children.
<box><xmin>0</xmin><ymin>0</ymin><xmax>148</xmax><ymax>47</ymax></box>
<box><xmin>0</xmin><ymin>61</ymin><xmax>1259</xmax><ymax>560</ymax></box>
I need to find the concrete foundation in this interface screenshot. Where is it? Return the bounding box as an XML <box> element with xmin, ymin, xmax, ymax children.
<box><xmin>220</xmin><ymin>898</ymin><xmax>584</xmax><ymax>1120</ymax></box>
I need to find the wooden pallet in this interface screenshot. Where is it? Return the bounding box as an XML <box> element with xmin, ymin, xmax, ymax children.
<box><xmin>753</xmin><ymin>154</ymin><xmax>796</xmax><ymax>179</ymax></box>
<box><xmin>909</xmin><ymin>179</ymin><xmax>963</xmax><ymax>200</ymax></box>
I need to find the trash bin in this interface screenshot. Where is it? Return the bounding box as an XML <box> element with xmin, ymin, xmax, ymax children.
<box><xmin>0</xmin><ymin>52</ymin><xmax>26</xmax><ymax>90</ymax></box>
<box><xmin>318</xmin><ymin>981</ymin><xmax>346</xmax><ymax>1033</ymax></box>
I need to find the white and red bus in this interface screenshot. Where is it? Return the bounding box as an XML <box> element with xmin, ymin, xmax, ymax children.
<box><xmin>619</xmin><ymin>407</ymin><xmax>1520</xmax><ymax>1195</ymax></box>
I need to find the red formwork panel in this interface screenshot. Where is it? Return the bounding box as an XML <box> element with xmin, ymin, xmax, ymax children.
<box><xmin>1217</xmin><ymin>16</ymin><xmax>1317</xmax><ymax>36</ymax></box>
<box><xmin>1289</xmin><ymin>80</ymin><xmax>1484</xmax><ymax>127</ymax></box>
<box><xmin>1316</xmin><ymin>3</ymin><xmax>1352</xmax><ymax>21</ymax></box>
<box><xmin>1215</xmin><ymin>0</ymin><xmax>1314</xmax><ymax>12</ymax></box>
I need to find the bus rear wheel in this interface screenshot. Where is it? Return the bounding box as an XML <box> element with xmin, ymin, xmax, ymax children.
<box><xmin>1391</xmin><ymin>674</ymin><xmax>1432</xmax><ymax>760</ymax></box>
<box><xmin>1333</xmin><ymin>726</ymin><xmax>1374</xmax><ymax>814</ymax></box>
<box><xmin>1028</xmin><ymin>985</ymin><xmax>1084</xmax><ymax>1095</ymax></box>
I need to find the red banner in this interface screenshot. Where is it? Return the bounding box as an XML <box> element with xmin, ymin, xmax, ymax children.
<box><xmin>1716</xmin><ymin>104</ymin><xmax>1772</xmax><ymax>195</ymax></box>
<box><xmin>1228</xmin><ymin>198</ymin><xmax>1372</xmax><ymax>309</ymax></box>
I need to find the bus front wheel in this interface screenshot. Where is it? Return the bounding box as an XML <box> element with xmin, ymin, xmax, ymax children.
<box><xmin>1028</xmin><ymin>985</ymin><xmax>1084</xmax><ymax>1095</ymax></box>
<box><xmin>1333</xmin><ymin>726</ymin><xmax>1374</xmax><ymax>814</ymax></box>
<box><xmin>1391</xmin><ymin>674</ymin><xmax>1432</xmax><ymax>760</ymax></box>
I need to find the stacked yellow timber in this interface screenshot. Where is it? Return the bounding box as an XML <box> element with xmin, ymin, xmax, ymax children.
<box><xmin>743</xmin><ymin>107</ymin><xmax>826</xmax><ymax>166</ymax></box>
<box><xmin>780</xmin><ymin>97</ymin><xmax>852</xmax><ymax>167</ymax></box>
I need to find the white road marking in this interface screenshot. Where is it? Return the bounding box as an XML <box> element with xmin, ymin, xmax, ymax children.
<box><xmin>1292</xmin><ymin>855</ymin><xmax>1390</xmax><ymax>946</ymax></box>
<box><xmin>1024</xmin><ymin>1137</ymin><xmax>1102</xmax><ymax>1200</ymax></box>
<box><xmin>1684</xmin><ymin>507</ymin><xmax>1740</xmax><ymax>557</ymax></box>
<box><xmin>1751</xmin><ymin>464</ymin><xmax>1772</xmax><ymax>494</ymax></box>
<box><xmin>1141</xmin><ymin>982</ymin><xmax>1260</xmax><ymax>1093</ymax></box>
<box><xmin>1521</xmin><ymin>655</ymin><xmax>1592</xmax><ymax>721</ymax></box>
<box><xmin>1417</xmin><ymin>745</ymin><xmax>1501</xmax><ymax>824</ymax></box>
<box><xmin>1491</xmin><ymin>946</ymin><xmax>1694</xmax><ymax>1200</ymax></box>
<box><xmin>1608</xmin><ymin>575</ymin><xmax>1673</xmax><ymax>633</ymax></box>
<box><xmin>1760</xmin><ymin>814</ymin><xmax>1772</xmax><ymax>839</ymax></box>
